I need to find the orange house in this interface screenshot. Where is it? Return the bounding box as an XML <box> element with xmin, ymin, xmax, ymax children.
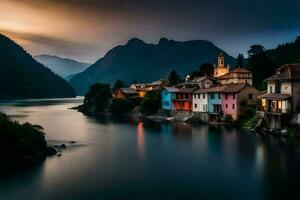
<box><xmin>172</xmin><ymin>88</ymin><xmax>195</xmax><ymax>111</ymax></box>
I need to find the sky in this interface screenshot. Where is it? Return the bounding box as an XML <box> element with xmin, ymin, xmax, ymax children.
<box><xmin>0</xmin><ymin>0</ymin><xmax>300</xmax><ymax>63</ymax></box>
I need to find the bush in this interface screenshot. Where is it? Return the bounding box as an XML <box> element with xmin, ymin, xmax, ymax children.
<box><xmin>223</xmin><ymin>115</ymin><xmax>233</xmax><ymax>123</ymax></box>
<box><xmin>84</xmin><ymin>83</ymin><xmax>111</xmax><ymax>112</ymax></box>
<box><xmin>140</xmin><ymin>91</ymin><xmax>161</xmax><ymax>115</ymax></box>
<box><xmin>111</xmin><ymin>99</ymin><xmax>132</xmax><ymax>115</ymax></box>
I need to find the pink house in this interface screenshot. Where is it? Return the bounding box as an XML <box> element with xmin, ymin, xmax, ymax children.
<box><xmin>222</xmin><ymin>83</ymin><xmax>259</xmax><ymax>120</ymax></box>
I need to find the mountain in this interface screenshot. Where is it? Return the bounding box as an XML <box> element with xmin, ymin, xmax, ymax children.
<box><xmin>34</xmin><ymin>54</ymin><xmax>90</xmax><ymax>78</ymax></box>
<box><xmin>0</xmin><ymin>34</ymin><xmax>76</xmax><ymax>99</ymax></box>
<box><xmin>69</xmin><ymin>38</ymin><xmax>236</xmax><ymax>95</ymax></box>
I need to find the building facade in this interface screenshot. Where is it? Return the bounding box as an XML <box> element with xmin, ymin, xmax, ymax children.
<box><xmin>218</xmin><ymin>67</ymin><xmax>253</xmax><ymax>85</ymax></box>
<box><xmin>161</xmin><ymin>87</ymin><xmax>179</xmax><ymax>110</ymax></box>
<box><xmin>258</xmin><ymin>64</ymin><xmax>300</xmax><ymax>128</ymax></box>
<box><xmin>192</xmin><ymin>88</ymin><xmax>208</xmax><ymax>112</ymax></box>
<box><xmin>172</xmin><ymin>88</ymin><xmax>195</xmax><ymax>111</ymax></box>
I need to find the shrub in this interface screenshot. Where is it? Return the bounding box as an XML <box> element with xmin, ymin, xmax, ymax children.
<box><xmin>140</xmin><ymin>91</ymin><xmax>161</xmax><ymax>115</ymax></box>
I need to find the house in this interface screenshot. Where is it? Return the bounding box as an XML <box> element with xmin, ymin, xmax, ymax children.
<box><xmin>214</xmin><ymin>53</ymin><xmax>230</xmax><ymax>78</ymax></box>
<box><xmin>207</xmin><ymin>85</ymin><xmax>225</xmax><ymax>113</ymax></box>
<box><xmin>112</xmin><ymin>88</ymin><xmax>139</xmax><ymax>99</ymax></box>
<box><xmin>192</xmin><ymin>88</ymin><xmax>209</xmax><ymax>112</ymax></box>
<box><xmin>218</xmin><ymin>67</ymin><xmax>253</xmax><ymax>85</ymax></box>
<box><xmin>172</xmin><ymin>88</ymin><xmax>196</xmax><ymax>111</ymax></box>
<box><xmin>130</xmin><ymin>80</ymin><xmax>168</xmax><ymax>97</ymax></box>
<box><xmin>222</xmin><ymin>83</ymin><xmax>259</xmax><ymax>120</ymax></box>
<box><xmin>177</xmin><ymin>76</ymin><xmax>215</xmax><ymax>89</ymax></box>
<box><xmin>258</xmin><ymin>64</ymin><xmax>300</xmax><ymax>129</ymax></box>
<box><xmin>161</xmin><ymin>87</ymin><xmax>179</xmax><ymax>110</ymax></box>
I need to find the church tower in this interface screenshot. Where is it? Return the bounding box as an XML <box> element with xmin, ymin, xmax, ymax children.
<box><xmin>214</xmin><ymin>53</ymin><xmax>229</xmax><ymax>77</ymax></box>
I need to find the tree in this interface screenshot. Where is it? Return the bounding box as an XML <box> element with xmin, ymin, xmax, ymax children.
<box><xmin>199</xmin><ymin>63</ymin><xmax>214</xmax><ymax>76</ymax></box>
<box><xmin>168</xmin><ymin>70</ymin><xmax>181</xmax><ymax>86</ymax></box>
<box><xmin>236</xmin><ymin>54</ymin><xmax>245</xmax><ymax>67</ymax></box>
<box><xmin>84</xmin><ymin>83</ymin><xmax>111</xmax><ymax>111</ymax></box>
<box><xmin>246</xmin><ymin>45</ymin><xmax>274</xmax><ymax>90</ymax></box>
<box><xmin>247</xmin><ymin>45</ymin><xmax>265</xmax><ymax>57</ymax></box>
<box><xmin>111</xmin><ymin>99</ymin><xmax>132</xmax><ymax>115</ymax></box>
<box><xmin>112</xmin><ymin>80</ymin><xmax>125</xmax><ymax>91</ymax></box>
<box><xmin>140</xmin><ymin>91</ymin><xmax>161</xmax><ymax>115</ymax></box>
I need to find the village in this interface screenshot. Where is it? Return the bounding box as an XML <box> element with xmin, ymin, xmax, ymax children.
<box><xmin>112</xmin><ymin>53</ymin><xmax>300</xmax><ymax>132</ymax></box>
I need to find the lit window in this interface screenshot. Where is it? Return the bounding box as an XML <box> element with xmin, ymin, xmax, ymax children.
<box><xmin>232</xmin><ymin>104</ymin><xmax>235</xmax><ymax>109</ymax></box>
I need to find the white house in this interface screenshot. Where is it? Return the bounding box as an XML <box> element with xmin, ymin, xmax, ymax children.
<box><xmin>192</xmin><ymin>88</ymin><xmax>209</xmax><ymax>112</ymax></box>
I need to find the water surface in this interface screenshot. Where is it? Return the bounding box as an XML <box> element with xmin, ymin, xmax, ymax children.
<box><xmin>0</xmin><ymin>98</ymin><xmax>299</xmax><ymax>199</ymax></box>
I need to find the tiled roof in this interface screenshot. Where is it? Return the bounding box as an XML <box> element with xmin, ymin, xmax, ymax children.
<box><xmin>163</xmin><ymin>87</ymin><xmax>179</xmax><ymax>93</ymax></box>
<box><xmin>258</xmin><ymin>93</ymin><xmax>291</xmax><ymax>100</ymax></box>
<box><xmin>207</xmin><ymin>85</ymin><xmax>226</xmax><ymax>93</ymax></box>
<box><xmin>265</xmin><ymin>64</ymin><xmax>300</xmax><ymax>81</ymax></box>
<box><xmin>222</xmin><ymin>83</ymin><xmax>248</xmax><ymax>93</ymax></box>
<box><xmin>218</xmin><ymin>67</ymin><xmax>251</xmax><ymax>79</ymax></box>
<box><xmin>120</xmin><ymin>88</ymin><xmax>138</xmax><ymax>94</ymax></box>
<box><xmin>193</xmin><ymin>88</ymin><xmax>209</xmax><ymax>93</ymax></box>
<box><xmin>178</xmin><ymin>76</ymin><xmax>214</xmax><ymax>85</ymax></box>
<box><xmin>177</xmin><ymin>88</ymin><xmax>196</xmax><ymax>93</ymax></box>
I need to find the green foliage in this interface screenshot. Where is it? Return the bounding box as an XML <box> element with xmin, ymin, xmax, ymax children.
<box><xmin>84</xmin><ymin>83</ymin><xmax>112</xmax><ymax>112</ymax></box>
<box><xmin>111</xmin><ymin>98</ymin><xmax>132</xmax><ymax>115</ymax></box>
<box><xmin>246</xmin><ymin>45</ymin><xmax>275</xmax><ymax>90</ymax></box>
<box><xmin>287</xmin><ymin>124</ymin><xmax>300</xmax><ymax>137</ymax></box>
<box><xmin>223</xmin><ymin>115</ymin><xmax>233</xmax><ymax>123</ymax></box>
<box><xmin>236</xmin><ymin>54</ymin><xmax>245</xmax><ymax>67</ymax></box>
<box><xmin>237</xmin><ymin>102</ymin><xmax>257</xmax><ymax>127</ymax></box>
<box><xmin>199</xmin><ymin>63</ymin><xmax>214</xmax><ymax>76</ymax></box>
<box><xmin>0</xmin><ymin>34</ymin><xmax>76</xmax><ymax>98</ymax></box>
<box><xmin>140</xmin><ymin>91</ymin><xmax>161</xmax><ymax>115</ymax></box>
<box><xmin>0</xmin><ymin>113</ymin><xmax>47</xmax><ymax>158</ymax></box>
<box><xmin>168</xmin><ymin>70</ymin><xmax>181</xmax><ymax>86</ymax></box>
<box><xmin>112</xmin><ymin>80</ymin><xmax>125</xmax><ymax>92</ymax></box>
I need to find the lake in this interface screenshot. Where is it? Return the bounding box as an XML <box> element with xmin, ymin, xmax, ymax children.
<box><xmin>0</xmin><ymin>98</ymin><xmax>299</xmax><ymax>199</ymax></box>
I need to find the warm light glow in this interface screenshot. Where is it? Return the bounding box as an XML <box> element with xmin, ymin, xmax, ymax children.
<box><xmin>262</xmin><ymin>99</ymin><xmax>266</xmax><ymax>107</ymax></box>
<box><xmin>137</xmin><ymin>121</ymin><xmax>145</xmax><ymax>160</ymax></box>
<box><xmin>278</xmin><ymin>101</ymin><xmax>282</xmax><ymax>109</ymax></box>
<box><xmin>139</xmin><ymin>91</ymin><xmax>146</xmax><ymax>98</ymax></box>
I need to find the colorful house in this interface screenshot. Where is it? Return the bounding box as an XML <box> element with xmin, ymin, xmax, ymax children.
<box><xmin>218</xmin><ymin>67</ymin><xmax>253</xmax><ymax>86</ymax></box>
<box><xmin>161</xmin><ymin>87</ymin><xmax>179</xmax><ymax>110</ymax></box>
<box><xmin>258</xmin><ymin>64</ymin><xmax>300</xmax><ymax>128</ymax></box>
<box><xmin>222</xmin><ymin>83</ymin><xmax>259</xmax><ymax>120</ymax></box>
<box><xmin>207</xmin><ymin>85</ymin><xmax>225</xmax><ymax>114</ymax></box>
<box><xmin>172</xmin><ymin>88</ymin><xmax>196</xmax><ymax>111</ymax></box>
<box><xmin>192</xmin><ymin>88</ymin><xmax>209</xmax><ymax>112</ymax></box>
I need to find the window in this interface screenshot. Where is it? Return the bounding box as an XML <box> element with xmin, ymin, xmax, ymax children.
<box><xmin>203</xmin><ymin>104</ymin><xmax>205</xmax><ymax>111</ymax></box>
<box><xmin>249</xmin><ymin>93</ymin><xmax>253</xmax><ymax>100</ymax></box>
<box><xmin>245</xmin><ymin>80</ymin><xmax>248</xmax><ymax>83</ymax></box>
<box><xmin>164</xmin><ymin>101</ymin><xmax>169</xmax><ymax>106</ymax></box>
<box><xmin>211</xmin><ymin>93</ymin><xmax>215</xmax><ymax>99</ymax></box>
<box><xmin>203</xmin><ymin>94</ymin><xmax>205</xmax><ymax>99</ymax></box>
<box><xmin>185</xmin><ymin>94</ymin><xmax>189</xmax><ymax>99</ymax></box>
<box><xmin>218</xmin><ymin>93</ymin><xmax>221</xmax><ymax>99</ymax></box>
<box><xmin>226</xmin><ymin>104</ymin><xmax>228</xmax><ymax>108</ymax></box>
<box><xmin>165</xmin><ymin>92</ymin><xmax>168</xmax><ymax>96</ymax></box>
<box><xmin>194</xmin><ymin>103</ymin><xmax>198</xmax><ymax>108</ymax></box>
<box><xmin>232</xmin><ymin>104</ymin><xmax>235</xmax><ymax>109</ymax></box>
<box><xmin>270</xmin><ymin>86</ymin><xmax>273</xmax><ymax>93</ymax></box>
<box><xmin>225</xmin><ymin>94</ymin><xmax>228</xmax><ymax>100</ymax></box>
<box><xmin>198</xmin><ymin>94</ymin><xmax>200</xmax><ymax>99</ymax></box>
<box><xmin>233</xmin><ymin>94</ymin><xmax>236</xmax><ymax>99</ymax></box>
<box><xmin>193</xmin><ymin>94</ymin><xmax>196</xmax><ymax>98</ymax></box>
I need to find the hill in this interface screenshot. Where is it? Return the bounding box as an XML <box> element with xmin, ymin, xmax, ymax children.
<box><xmin>34</xmin><ymin>54</ymin><xmax>90</xmax><ymax>78</ymax></box>
<box><xmin>69</xmin><ymin>38</ymin><xmax>236</xmax><ymax>95</ymax></box>
<box><xmin>0</xmin><ymin>34</ymin><xmax>76</xmax><ymax>98</ymax></box>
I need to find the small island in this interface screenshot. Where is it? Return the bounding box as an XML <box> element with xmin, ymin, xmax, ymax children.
<box><xmin>0</xmin><ymin>113</ymin><xmax>56</xmax><ymax>171</ymax></box>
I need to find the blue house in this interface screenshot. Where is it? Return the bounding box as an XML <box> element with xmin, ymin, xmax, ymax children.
<box><xmin>161</xmin><ymin>87</ymin><xmax>179</xmax><ymax>110</ymax></box>
<box><xmin>207</xmin><ymin>85</ymin><xmax>225</xmax><ymax>114</ymax></box>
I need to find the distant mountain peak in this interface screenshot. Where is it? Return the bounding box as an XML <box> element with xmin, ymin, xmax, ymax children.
<box><xmin>126</xmin><ymin>38</ymin><xmax>146</xmax><ymax>46</ymax></box>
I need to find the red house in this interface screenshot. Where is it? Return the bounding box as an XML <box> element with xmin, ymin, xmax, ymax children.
<box><xmin>172</xmin><ymin>88</ymin><xmax>196</xmax><ymax>111</ymax></box>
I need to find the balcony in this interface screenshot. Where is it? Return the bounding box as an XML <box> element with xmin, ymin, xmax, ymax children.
<box><xmin>257</xmin><ymin>105</ymin><xmax>292</xmax><ymax>114</ymax></box>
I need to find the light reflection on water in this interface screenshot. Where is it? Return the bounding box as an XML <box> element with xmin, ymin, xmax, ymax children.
<box><xmin>0</xmin><ymin>98</ymin><xmax>299</xmax><ymax>199</ymax></box>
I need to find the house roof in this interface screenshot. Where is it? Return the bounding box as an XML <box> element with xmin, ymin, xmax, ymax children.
<box><xmin>193</xmin><ymin>88</ymin><xmax>209</xmax><ymax>93</ymax></box>
<box><xmin>222</xmin><ymin>83</ymin><xmax>249</xmax><ymax>93</ymax></box>
<box><xmin>177</xmin><ymin>88</ymin><xmax>196</xmax><ymax>93</ymax></box>
<box><xmin>207</xmin><ymin>85</ymin><xmax>226</xmax><ymax>93</ymax></box>
<box><xmin>163</xmin><ymin>87</ymin><xmax>179</xmax><ymax>93</ymax></box>
<box><xmin>178</xmin><ymin>76</ymin><xmax>214</xmax><ymax>86</ymax></box>
<box><xmin>258</xmin><ymin>93</ymin><xmax>291</xmax><ymax>100</ymax></box>
<box><xmin>119</xmin><ymin>88</ymin><xmax>138</xmax><ymax>94</ymax></box>
<box><xmin>265</xmin><ymin>64</ymin><xmax>300</xmax><ymax>81</ymax></box>
<box><xmin>218</xmin><ymin>67</ymin><xmax>252</xmax><ymax>79</ymax></box>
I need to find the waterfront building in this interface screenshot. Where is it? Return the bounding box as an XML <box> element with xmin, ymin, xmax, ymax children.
<box><xmin>258</xmin><ymin>64</ymin><xmax>300</xmax><ymax>128</ymax></box>
<box><xmin>161</xmin><ymin>87</ymin><xmax>179</xmax><ymax>110</ymax></box>
<box><xmin>172</xmin><ymin>88</ymin><xmax>196</xmax><ymax>111</ymax></box>
<box><xmin>214</xmin><ymin>53</ymin><xmax>230</xmax><ymax>78</ymax></box>
<box><xmin>218</xmin><ymin>67</ymin><xmax>253</xmax><ymax>85</ymax></box>
<box><xmin>207</xmin><ymin>85</ymin><xmax>226</xmax><ymax>121</ymax></box>
<box><xmin>112</xmin><ymin>88</ymin><xmax>139</xmax><ymax>99</ymax></box>
<box><xmin>222</xmin><ymin>83</ymin><xmax>259</xmax><ymax>120</ymax></box>
<box><xmin>192</xmin><ymin>88</ymin><xmax>209</xmax><ymax>112</ymax></box>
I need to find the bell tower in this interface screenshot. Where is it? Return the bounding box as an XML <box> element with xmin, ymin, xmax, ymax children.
<box><xmin>214</xmin><ymin>52</ymin><xmax>229</xmax><ymax>78</ymax></box>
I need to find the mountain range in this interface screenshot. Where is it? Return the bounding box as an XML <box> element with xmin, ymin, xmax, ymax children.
<box><xmin>34</xmin><ymin>54</ymin><xmax>90</xmax><ymax>79</ymax></box>
<box><xmin>69</xmin><ymin>38</ymin><xmax>236</xmax><ymax>95</ymax></box>
<box><xmin>0</xmin><ymin>34</ymin><xmax>76</xmax><ymax>99</ymax></box>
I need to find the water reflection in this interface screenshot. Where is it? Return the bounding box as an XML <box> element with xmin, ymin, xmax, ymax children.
<box><xmin>0</xmin><ymin>98</ymin><xmax>300</xmax><ymax>199</ymax></box>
